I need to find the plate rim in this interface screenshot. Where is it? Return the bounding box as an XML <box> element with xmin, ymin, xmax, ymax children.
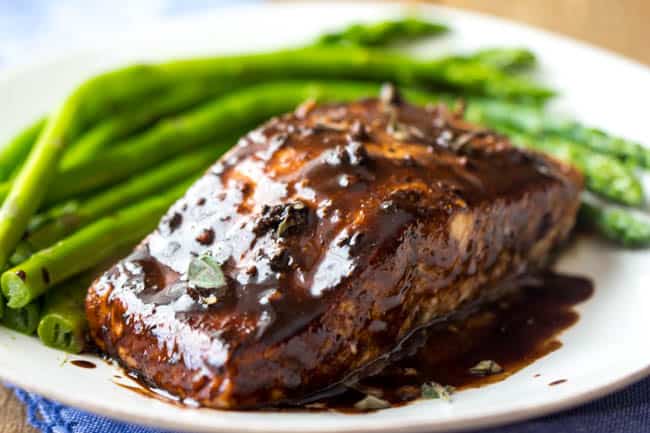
<box><xmin>2</xmin><ymin>360</ymin><xmax>649</xmax><ymax>433</ymax></box>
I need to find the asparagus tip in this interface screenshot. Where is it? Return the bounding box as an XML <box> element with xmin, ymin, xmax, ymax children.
<box><xmin>37</xmin><ymin>315</ymin><xmax>84</xmax><ymax>353</ymax></box>
<box><xmin>2</xmin><ymin>272</ymin><xmax>31</xmax><ymax>309</ymax></box>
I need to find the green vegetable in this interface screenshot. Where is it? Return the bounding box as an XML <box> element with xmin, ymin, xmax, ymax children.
<box><xmin>0</xmin><ymin>62</ymin><xmax>184</xmax><ymax>271</ymax></box>
<box><xmin>550</xmin><ymin>125</ymin><xmax>650</xmax><ymax>169</ymax></box>
<box><xmin>1</xmin><ymin>181</ymin><xmax>191</xmax><ymax>308</ymax></box>
<box><xmin>0</xmin><ymin>118</ymin><xmax>46</xmax><ymax>181</ymax></box>
<box><xmin>467</xmin><ymin>99</ymin><xmax>650</xmax><ymax>168</ymax></box>
<box><xmin>37</xmin><ymin>274</ymin><xmax>92</xmax><ymax>353</ymax></box>
<box><xmin>318</xmin><ymin>17</ymin><xmax>534</xmax><ymax>71</ymax></box>
<box><xmin>13</xmin><ymin>146</ymin><xmax>218</xmax><ymax>262</ymax></box>
<box><xmin>0</xmin><ymin>90</ymin><xmax>86</xmax><ymax>270</ymax></box>
<box><xmin>502</xmin><ymin>129</ymin><xmax>644</xmax><ymax>206</ymax></box>
<box><xmin>159</xmin><ymin>45</ymin><xmax>553</xmax><ymax>102</ymax></box>
<box><xmin>316</xmin><ymin>17</ymin><xmax>448</xmax><ymax>47</ymax></box>
<box><xmin>188</xmin><ymin>254</ymin><xmax>226</xmax><ymax>290</ymax></box>
<box><xmin>467</xmin><ymin>48</ymin><xmax>536</xmax><ymax>71</ymax></box>
<box><xmin>0</xmin><ymin>124</ymin><xmax>238</xmax><ymax>208</ymax></box>
<box><xmin>579</xmin><ymin>200</ymin><xmax>650</xmax><ymax>248</ymax></box>
<box><xmin>71</xmin><ymin>64</ymin><xmax>175</xmax><ymax>133</ymax></box>
<box><xmin>60</xmin><ymin>81</ymin><xmax>224</xmax><ymax>169</ymax></box>
<box><xmin>421</xmin><ymin>382</ymin><xmax>454</xmax><ymax>401</ymax></box>
<box><xmin>2</xmin><ymin>301</ymin><xmax>40</xmax><ymax>335</ymax></box>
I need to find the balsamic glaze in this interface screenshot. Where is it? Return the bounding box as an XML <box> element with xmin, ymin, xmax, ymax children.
<box><xmin>330</xmin><ymin>272</ymin><xmax>592</xmax><ymax>407</ymax></box>
<box><xmin>70</xmin><ymin>360</ymin><xmax>96</xmax><ymax>369</ymax></box>
<box><xmin>115</xmin><ymin>272</ymin><xmax>592</xmax><ymax>411</ymax></box>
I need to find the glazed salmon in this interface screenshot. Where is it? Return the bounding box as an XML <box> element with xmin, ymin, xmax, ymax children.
<box><xmin>86</xmin><ymin>92</ymin><xmax>582</xmax><ymax>408</ymax></box>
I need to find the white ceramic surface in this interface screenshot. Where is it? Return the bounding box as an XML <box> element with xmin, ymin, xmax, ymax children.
<box><xmin>0</xmin><ymin>3</ymin><xmax>649</xmax><ymax>433</ymax></box>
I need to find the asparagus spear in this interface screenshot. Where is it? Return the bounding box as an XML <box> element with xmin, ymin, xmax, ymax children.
<box><xmin>2</xmin><ymin>301</ymin><xmax>40</xmax><ymax>335</ymax></box>
<box><xmin>2</xmin><ymin>181</ymin><xmax>191</xmax><ymax>308</ymax></box>
<box><xmin>0</xmin><ymin>127</ymin><xmax>237</xmax><ymax>208</ymax></box>
<box><xmin>315</xmin><ymin>19</ymin><xmax>536</xmax><ymax>71</ymax></box>
<box><xmin>0</xmin><ymin>118</ymin><xmax>46</xmax><ymax>181</ymax></box>
<box><xmin>72</xmin><ymin>64</ymin><xmax>175</xmax><ymax>133</ymax></box>
<box><xmin>37</xmin><ymin>274</ymin><xmax>91</xmax><ymax>353</ymax></box>
<box><xmin>36</xmin><ymin>239</ymin><xmax>143</xmax><ymax>353</ymax></box>
<box><xmin>316</xmin><ymin>17</ymin><xmax>449</xmax><ymax>46</ymax></box>
<box><xmin>0</xmin><ymin>61</ymin><xmax>192</xmax><ymax>270</ymax></box>
<box><xmin>494</xmin><ymin>127</ymin><xmax>643</xmax><ymax>206</ymax></box>
<box><xmin>547</xmin><ymin>125</ymin><xmax>650</xmax><ymax>169</ymax></box>
<box><xmin>13</xmin><ymin>146</ymin><xmax>216</xmax><ymax>262</ymax></box>
<box><xmin>467</xmin><ymin>99</ymin><xmax>650</xmax><ymax>168</ymax></box>
<box><xmin>467</xmin><ymin>48</ymin><xmax>536</xmax><ymax>71</ymax></box>
<box><xmin>318</xmin><ymin>17</ymin><xmax>535</xmax><ymax>71</ymax></box>
<box><xmin>50</xmin><ymin>44</ymin><xmax>552</xmax><ymax>141</ymax></box>
<box><xmin>61</xmin><ymin>81</ymin><xmax>224</xmax><ymax>169</ymax></box>
<box><xmin>162</xmin><ymin>46</ymin><xmax>553</xmax><ymax>103</ymax></box>
<box><xmin>579</xmin><ymin>199</ymin><xmax>650</xmax><ymax>248</ymax></box>
<box><xmin>63</xmin><ymin>44</ymin><xmax>554</xmax><ymax>137</ymax></box>
<box><xmin>0</xmin><ymin>65</ymin><xmax>165</xmax><ymax>269</ymax></box>
<box><xmin>0</xmin><ymin>89</ymin><xmax>87</xmax><ymax>270</ymax></box>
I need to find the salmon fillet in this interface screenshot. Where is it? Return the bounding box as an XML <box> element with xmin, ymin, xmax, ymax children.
<box><xmin>86</xmin><ymin>93</ymin><xmax>582</xmax><ymax>408</ymax></box>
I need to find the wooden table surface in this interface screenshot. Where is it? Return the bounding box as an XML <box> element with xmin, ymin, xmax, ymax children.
<box><xmin>428</xmin><ymin>0</ymin><xmax>650</xmax><ymax>65</ymax></box>
<box><xmin>2</xmin><ymin>1</ymin><xmax>648</xmax><ymax>432</ymax></box>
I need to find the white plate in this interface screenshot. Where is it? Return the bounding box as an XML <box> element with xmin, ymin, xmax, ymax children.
<box><xmin>1</xmin><ymin>3</ymin><xmax>649</xmax><ymax>433</ymax></box>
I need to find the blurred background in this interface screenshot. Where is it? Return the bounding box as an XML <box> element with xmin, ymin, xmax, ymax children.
<box><xmin>0</xmin><ymin>0</ymin><xmax>648</xmax><ymax>67</ymax></box>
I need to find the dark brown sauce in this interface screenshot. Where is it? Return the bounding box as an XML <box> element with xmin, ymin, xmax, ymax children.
<box><xmin>112</xmin><ymin>271</ymin><xmax>592</xmax><ymax>411</ymax></box>
<box><xmin>114</xmin><ymin>382</ymin><xmax>182</xmax><ymax>406</ymax></box>
<box><xmin>314</xmin><ymin>271</ymin><xmax>592</xmax><ymax>411</ymax></box>
<box><xmin>70</xmin><ymin>360</ymin><xmax>96</xmax><ymax>369</ymax></box>
<box><xmin>114</xmin><ymin>371</ymin><xmax>199</xmax><ymax>408</ymax></box>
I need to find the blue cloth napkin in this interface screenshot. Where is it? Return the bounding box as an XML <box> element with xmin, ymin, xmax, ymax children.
<box><xmin>2</xmin><ymin>1</ymin><xmax>649</xmax><ymax>432</ymax></box>
<box><xmin>10</xmin><ymin>378</ymin><xmax>650</xmax><ymax>433</ymax></box>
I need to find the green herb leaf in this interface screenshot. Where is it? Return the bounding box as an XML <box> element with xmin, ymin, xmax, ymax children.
<box><xmin>469</xmin><ymin>360</ymin><xmax>503</xmax><ymax>376</ymax></box>
<box><xmin>188</xmin><ymin>254</ymin><xmax>226</xmax><ymax>289</ymax></box>
<box><xmin>276</xmin><ymin>201</ymin><xmax>307</xmax><ymax>238</ymax></box>
<box><xmin>421</xmin><ymin>382</ymin><xmax>454</xmax><ymax>401</ymax></box>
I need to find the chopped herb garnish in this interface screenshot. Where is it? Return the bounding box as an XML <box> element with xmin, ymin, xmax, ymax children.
<box><xmin>188</xmin><ymin>254</ymin><xmax>226</xmax><ymax>290</ymax></box>
<box><xmin>276</xmin><ymin>201</ymin><xmax>307</xmax><ymax>238</ymax></box>
<box><xmin>421</xmin><ymin>382</ymin><xmax>454</xmax><ymax>401</ymax></box>
<box><xmin>469</xmin><ymin>360</ymin><xmax>503</xmax><ymax>376</ymax></box>
<box><xmin>353</xmin><ymin>394</ymin><xmax>391</xmax><ymax>411</ymax></box>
